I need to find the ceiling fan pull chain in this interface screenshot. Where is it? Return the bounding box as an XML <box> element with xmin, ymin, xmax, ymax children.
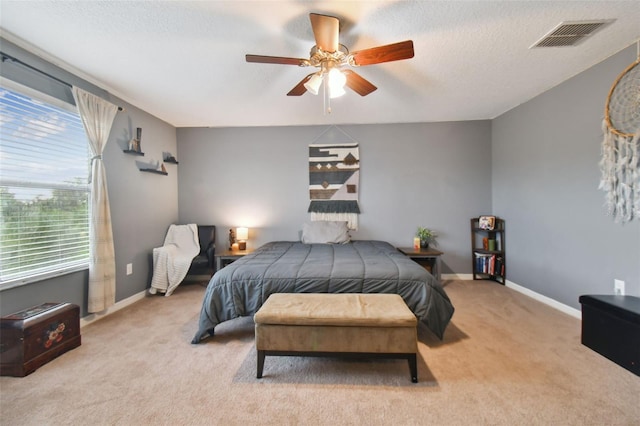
<box><xmin>324</xmin><ymin>78</ymin><xmax>331</xmax><ymax>115</ymax></box>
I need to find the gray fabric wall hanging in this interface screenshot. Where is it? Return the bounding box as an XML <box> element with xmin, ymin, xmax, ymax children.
<box><xmin>308</xmin><ymin>132</ymin><xmax>360</xmax><ymax>229</ymax></box>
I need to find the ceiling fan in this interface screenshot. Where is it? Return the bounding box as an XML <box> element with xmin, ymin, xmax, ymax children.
<box><xmin>245</xmin><ymin>13</ymin><xmax>414</xmax><ymax>99</ymax></box>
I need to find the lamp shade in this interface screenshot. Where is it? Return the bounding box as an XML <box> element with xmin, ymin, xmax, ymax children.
<box><xmin>328</xmin><ymin>68</ymin><xmax>346</xmax><ymax>98</ymax></box>
<box><xmin>329</xmin><ymin>85</ymin><xmax>346</xmax><ymax>99</ymax></box>
<box><xmin>304</xmin><ymin>73</ymin><xmax>323</xmax><ymax>95</ymax></box>
<box><xmin>236</xmin><ymin>227</ymin><xmax>249</xmax><ymax>241</ymax></box>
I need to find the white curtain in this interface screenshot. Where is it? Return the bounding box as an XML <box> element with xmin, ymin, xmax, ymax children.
<box><xmin>72</xmin><ymin>86</ymin><xmax>118</xmax><ymax>313</ymax></box>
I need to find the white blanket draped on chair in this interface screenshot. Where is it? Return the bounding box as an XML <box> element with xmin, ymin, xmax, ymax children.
<box><xmin>150</xmin><ymin>224</ymin><xmax>200</xmax><ymax>296</ymax></box>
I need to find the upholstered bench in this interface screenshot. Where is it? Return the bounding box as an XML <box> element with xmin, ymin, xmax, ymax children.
<box><xmin>254</xmin><ymin>293</ymin><xmax>418</xmax><ymax>382</ymax></box>
<box><xmin>579</xmin><ymin>295</ymin><xmax>640</xmax><ymax>376</ymax></box>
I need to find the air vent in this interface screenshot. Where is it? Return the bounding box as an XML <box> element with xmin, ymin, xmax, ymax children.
<box><xmin>530</xmin><ymin>20</ymin><xmax>614</xmax><ymax>48</ymax></box>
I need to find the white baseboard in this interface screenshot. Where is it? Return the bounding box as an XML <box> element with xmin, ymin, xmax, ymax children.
<box><xmin>442</xmin><ymin>274</ymin><xmax>581</xmax><ymax>319</ymax></box>
<box><xmin>80</xmin><ymin>289</ymin><xmax>148</xmax><ymax>328</ymax></box>
<box><xmin>442</xmin><ymin>273</ymin><xmax>473</xmax><ymax>281</ymax></box>
<box><xmin>505</xmin><ymin>279</ymin><xmax>581</xmax><ymax>319</ymax></box>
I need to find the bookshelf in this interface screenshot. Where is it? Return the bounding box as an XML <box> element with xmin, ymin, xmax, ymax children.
<box><xmin>470</xmin><ymin>217</ymin><xmax>505</xmax><ymax>284</ymax></box>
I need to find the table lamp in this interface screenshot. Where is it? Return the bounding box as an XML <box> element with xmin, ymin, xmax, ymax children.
<box><xmin>236</xmin><ymin>227</ymin><xmax>249</xmax><ymax>250</ymax></box>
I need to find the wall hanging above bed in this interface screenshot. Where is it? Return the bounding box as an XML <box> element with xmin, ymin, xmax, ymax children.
<box><xmin>308</xmin><ymin>127</ymin><xmax>360</xmax><ymax>230</ymax></box>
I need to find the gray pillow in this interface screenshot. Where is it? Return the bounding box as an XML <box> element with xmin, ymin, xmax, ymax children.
<box><xmin>301</xmin><ymin>221</ymin><xmax>351</xmax><ymax>244</ymax></box>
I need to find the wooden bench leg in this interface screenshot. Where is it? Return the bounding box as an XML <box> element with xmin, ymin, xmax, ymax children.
<box><xmin>257</xmin><ymin>350</ymin><xmax>265</xmax><ymax>378</ymax></box>
<box><xmin>408</xmin><ymin>353</ymin><xmax>418</xmax><ymax>383</ymax></box>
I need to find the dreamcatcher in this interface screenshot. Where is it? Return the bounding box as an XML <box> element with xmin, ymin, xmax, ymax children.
<box><xmin>599</xmin><ymin>43</ymin><xmax>640</xmax><ymax>223</ymax></box>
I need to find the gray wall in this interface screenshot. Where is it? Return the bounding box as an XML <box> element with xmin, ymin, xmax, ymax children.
<box><xmin>4</xmin><ymin>37</ymin><xmax>637</xmax><ymax>319</ymax></box>
<box><xmin>107</xmin><ymin>99</ymin><xmax>179</xmax><ymax>303</ymax></box>
<box><xmin>0</xmin><ymin>40</ymin><xmax>179</xmax><ymax>317</ymax></box>
<box><xmin>177</xmin><ymin>121</ymin><xmax>492</xmax><ymax>274</ymax></box>
<box><xmin>492</xmin><ymin>44</ymin><xmax>640</xmax><ymax>308</ymax></box>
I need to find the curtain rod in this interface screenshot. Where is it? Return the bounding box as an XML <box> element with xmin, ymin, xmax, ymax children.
<box><xmin>1</xmin><ymin>52</ymin><xmax>124</xmax><ymax>111</ymax></box>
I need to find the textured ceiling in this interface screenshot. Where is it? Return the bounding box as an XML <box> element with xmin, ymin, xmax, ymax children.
<box><xmin>1</xmin><ymin>1</ymin><xmax>639</xmax><ymax>128</ymax></box>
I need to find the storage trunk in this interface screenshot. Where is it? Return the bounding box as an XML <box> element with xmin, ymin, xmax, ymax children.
<box><xmin>0</xmin><ymin>302</ymin><xmax>81</xmax><ymax>377</ymax></box>
<box><xmin>579</xmin><ymin>295</ymin><xmax>639</xmax><ymax>376</ymax></box>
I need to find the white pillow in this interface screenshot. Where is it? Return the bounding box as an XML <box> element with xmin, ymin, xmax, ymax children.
<box><xmin>301</xmin><ymin>221</ymin><xmax>351</xmax><ymax>244</ymax></box>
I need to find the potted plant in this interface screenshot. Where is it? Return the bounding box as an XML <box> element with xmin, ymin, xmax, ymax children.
<box><xmin>416</xmin><ymin>227</ymin><xmax>438</xmax><ymax>248</ymax></box>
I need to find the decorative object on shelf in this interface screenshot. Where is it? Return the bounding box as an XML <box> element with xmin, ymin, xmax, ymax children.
<box><xmin>128</xmin><ymin>127</ymin><xmax>143</xmax><ymax>153</ymax></box>
<box><xmin>471</xmin><ymin>217</ymin><xmax>505</xmax><ymax>284</ymax></box>
<box><xmin>478</xmin><ymin>215</ymin><xmax>495</xmax><ymax>230</ymax></box>
<box><xmin>416</xmin><ymin>226</ymin><xmax>438</xmax><ymax>249</ymax></box>
<box><xmin>236</xmin><ymin>227</ymin><xmax>249</xmax><ymax>250</ymax></box>
<box><xmin>124</xmin><ymin>127</ymin><xmax>144</xmax><ymax>155</ymax></box>
<box><xmin>136</xmin><ymin>127</ymin><xmax>142</xmax><ymax>152</ymax></box>
<box><xmin>228</xmin><ymin>228</ymin><xmax>236</xmax><ymax>250</ymax></box>
<box><xmin>599</xmin><ymin>43</ymin><xmax>639</xmax><ymax>224</ymax></box>
<box><xmin>163</xmin><ymin>153</ymin><xmax>179</xmax><ymax>164</ymax></box>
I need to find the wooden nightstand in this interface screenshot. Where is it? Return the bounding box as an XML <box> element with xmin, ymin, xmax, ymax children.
<box><xmin>215</xmin><ymin>249</ymin><xmax>254</xmax><ymax>272</ymax></box>
<box><xmin>397</xmin><ymin>247</ymin><xmax>443</xmax><ymax>282</ymax></box>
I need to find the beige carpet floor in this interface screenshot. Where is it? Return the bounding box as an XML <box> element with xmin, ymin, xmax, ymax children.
<box><xmin>1</xmin><ymin>280</ymin><xmax>638</xmax><ymax>425</ymax></box>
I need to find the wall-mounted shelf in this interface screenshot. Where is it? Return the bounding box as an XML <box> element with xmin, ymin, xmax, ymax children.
<box><xmin>163</xmin><ymin>159</ymin><xmax>179</xmax><ymax>164</ymax></box>
<box><xmin>126</xmin><ymin>145</ymin><xmax>167</xmax><ymax>175</ymax></box>
<box><xmin>140</xmin><ymin>168</ymin><xmax>168</xmax><ymax>176</ymax></box>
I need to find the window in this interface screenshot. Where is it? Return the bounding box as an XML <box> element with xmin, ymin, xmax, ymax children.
<box><xmin>0</xmin><ymin>82</ymin><xmax>90</xmax><ymax>289</ymax></box>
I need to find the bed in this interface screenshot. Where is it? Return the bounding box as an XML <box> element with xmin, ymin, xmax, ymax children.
<box><xmin>191</xmin><ymin>240</ymin><xmax>455</xmax><ymax>343</ymax></box>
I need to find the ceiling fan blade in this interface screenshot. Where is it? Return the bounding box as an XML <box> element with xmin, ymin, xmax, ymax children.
<box><xmin>246</xmin><ymin>54</ymin><xmax>308</xmax><ymax>66</ymax></box>
<box><xmin>287</xmin><ymin>74</ymin><xmax>314</xmax><ymax>96</ymax></box>
<box><xmin>310</xmin><ymin>13</ymin><xmax>339</xmax><ymax>52</ymax></box>
<box><xmin>350</xmin><ymin>40</ymin><xmax>414</xmax><ymax>66</ymax></box>
<box><xmin>342</xmin><ymin>70</ymin><xmax>377</xmax><ymax>96</ymax></box>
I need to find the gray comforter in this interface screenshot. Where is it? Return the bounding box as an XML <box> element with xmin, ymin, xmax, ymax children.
<box><xmin>191</xmin><ymin>241</ymin><xmax>454</xmax><ymax>343</ymax></box>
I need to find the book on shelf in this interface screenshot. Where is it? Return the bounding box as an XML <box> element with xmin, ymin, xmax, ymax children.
<box><xmin>474</xmin><ymin>252</ymin><xmax>504</xmax><ymax>276</ymax></box>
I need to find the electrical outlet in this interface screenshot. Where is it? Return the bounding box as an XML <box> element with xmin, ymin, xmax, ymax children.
<box><xmin>126</xmin><ymin>263</ymin><xmax>133</xmax><ymax>276</ymax></box>
<box><xmin>614</xmin><ymin>279</ymin><xmax>625</xmax><ymax>296</ymax></box>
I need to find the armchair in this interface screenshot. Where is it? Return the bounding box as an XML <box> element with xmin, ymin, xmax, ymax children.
<box><xmin>187</xmin><ymin>225</ymin><xmax>216</xmax><ymax>278</ymax></box>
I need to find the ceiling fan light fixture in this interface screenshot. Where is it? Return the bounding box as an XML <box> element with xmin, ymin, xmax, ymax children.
<box><xmin>245</xmin><ymin>13</ymin><xmax>414</xmax><ymax>107</ymax></box>
<box><xmin>304</xmin><ymin>73</ymin><xmax>323</xmax><ymax>95</ymax></box>
<box><xmin>328</xmin><ymin>68</ymin><xmax>346</xmax><ymax>98</ymax></box>
<box><xmin>329</xmin><ymin>84</ymin><xmax>346</xmax><ymax>99</ymax></box>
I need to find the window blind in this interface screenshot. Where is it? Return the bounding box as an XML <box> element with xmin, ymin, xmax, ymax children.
<box><xmin>0</xmin><ymin>84</ymin><xmax>90</xmax><ymax>287</ymax></box>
